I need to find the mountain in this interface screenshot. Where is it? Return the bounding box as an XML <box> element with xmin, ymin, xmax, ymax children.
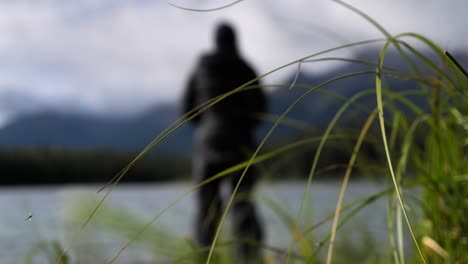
<box><xmin>0</xmin><ymin>105</ymin><xmax>193</xmax><ymax>153</ymax></box>
<box><xmin>0</xmin><ymin>48</ymin><xmax>464</xmax><ymax>153</ymax></box>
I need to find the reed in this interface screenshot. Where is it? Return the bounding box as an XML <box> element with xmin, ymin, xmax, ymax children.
<box><xmin>50</xmin><ymin>1</ymin><xmax>466</xmax><ymax>263</ymax></box>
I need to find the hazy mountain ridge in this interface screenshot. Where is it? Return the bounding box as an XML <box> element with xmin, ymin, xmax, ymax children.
<box><xmin>0</xmin><ymin>106</ymin><xmax>192</xmax><ymax>152</ymax></box>
<box><xmin>0</xmin><ymin>49</ymin><xmax>464</xmax><ymax>153</ymax></box>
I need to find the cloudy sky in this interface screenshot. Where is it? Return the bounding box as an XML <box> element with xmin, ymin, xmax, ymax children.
<box><xmin>0</xmin><ymin>0</ymin><xmax>466</xmax><ymax>127</ymax></box>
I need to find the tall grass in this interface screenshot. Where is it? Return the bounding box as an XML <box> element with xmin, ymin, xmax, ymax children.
<box><xmin>51</xmin><ymin>1</ymin><xmax>467</xmax><ymax>263</ymax></box>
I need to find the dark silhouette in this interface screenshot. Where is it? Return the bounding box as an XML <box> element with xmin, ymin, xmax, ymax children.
<box><xmin>182</xmin><ymin>23</ymin><xmax>267</xmax><ymax>263</ymax></box>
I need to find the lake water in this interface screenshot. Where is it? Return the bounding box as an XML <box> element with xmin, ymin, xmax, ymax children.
<box><xmin>0</xmin><ymin>182</ymin><xmax>418</xmax><ymax>263</ymax></box>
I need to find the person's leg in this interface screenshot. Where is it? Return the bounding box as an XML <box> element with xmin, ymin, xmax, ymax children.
<box><xmin>194</xmin><ymin>159</ymin><xmax>223</xmax><ymax>249</ymax></box>
<box><xmin>231</xmin><ymin>164</ymin><xmax>264</xmax><ymax>263</ymax></box>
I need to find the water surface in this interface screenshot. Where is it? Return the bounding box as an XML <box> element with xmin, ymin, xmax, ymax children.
<box><xmin>0</xmin><ymin>182</ymin><xmax>417</xmax><ymax>263</ymax></box>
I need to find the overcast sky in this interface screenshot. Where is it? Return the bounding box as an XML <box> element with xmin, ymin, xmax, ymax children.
<box><xmin>0</xmin><ymin>0</ymin><xmax>466</xmax><ymax>127</ymax></box>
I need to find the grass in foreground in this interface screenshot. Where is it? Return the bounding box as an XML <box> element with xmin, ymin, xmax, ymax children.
<box><xmin>35</xmin><ymin>1</ymin><xmax>468</xmax><ymax>263</ymax></box>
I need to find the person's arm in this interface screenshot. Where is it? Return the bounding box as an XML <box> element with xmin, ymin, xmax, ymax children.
<box><xmin>250</xmin><ymin>81</ymin><xmax>267</xmax><ymax>127</ymax></box>
<box><xmin>245</xmin><ymin>67</ymin><xmax>267</xmax><ymax>127</ymax></box>
<box><xmin>182</xmin><ymin>74</ymin><xmax>201</xmax><ymax>124</ymax></box>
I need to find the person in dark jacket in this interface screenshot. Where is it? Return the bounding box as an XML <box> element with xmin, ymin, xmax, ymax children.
<box><xmin>182</xmin><ymin>22</ymin><xmax>267</xmax><ymax>263</ymax></box>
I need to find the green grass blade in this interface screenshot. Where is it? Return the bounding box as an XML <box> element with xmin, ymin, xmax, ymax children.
<box><xmin>376</xmin><ymin>39</ymin><xmax>427</xmax><ymax>264</ymax></box>
<box><xmin>304</xmin><ymin>187</ymin><xmax>394</xmax><ymax>236</ymax></box>
<box><xmin>286</xmin><ymin>88</ymin><xmax>377</xmax><ymax>262</ymax></box>
<box><xmin>70</xmin><ymin>39</ymin><xmax>387</xmax><ymax>263</ymax></box>
<box><xmin>207</xmin><ymin>71</ymin><xmax>375</xmax><ymax>264</ymax></box>
<box><xmin>444</xmin><ymin>50</ymin><xmax>468</xmax><ymax>78</ymax></box>
<box><xmin>263</xmin><ymin>197</ymin><xmax>314</xmax><ymax>259</ymax></box>
<box><xmin>393</xmin><ymin>115</ymin><xmax>430</xmax><ymax>264</ymax></box>
<box><xmin>326</xmin><ymin>108</ymin><xmax>378</xmax><ymax>264</ymax></box>
<box><xmin>312</xmin><ymin>188</ymin><xmax>393</xmax><ymax>257</ymax></box>
<box><xmin>106</xmin><ymin>167</ymin><xmax>235</xmax><ymax>263</ymax></box>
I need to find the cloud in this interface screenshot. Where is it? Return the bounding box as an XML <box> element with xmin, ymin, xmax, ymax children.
<box><xmin>0</xmin><ymin>0</ymin><xmax>466</xmax><ymax>126</ymax></box>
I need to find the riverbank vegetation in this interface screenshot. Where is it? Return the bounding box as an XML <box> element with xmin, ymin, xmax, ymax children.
<box><xmin>0</xmin><ymin>148</ymin><xmax>190</xmax><ymax>184</ymax></box>
<box><xmin>0</xmin><ymin>128</ymin><xmax>386</xmax><ymax>185</ymax></box>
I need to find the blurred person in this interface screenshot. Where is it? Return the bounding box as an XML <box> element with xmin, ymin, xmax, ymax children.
<box><xmin>182</xmin><ymin>22</ymin><xmax>267</xmax><ymax>263</ymax></box>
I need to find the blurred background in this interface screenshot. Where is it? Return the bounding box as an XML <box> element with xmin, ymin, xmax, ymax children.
<box><xmin>0</xmin><ymin>0</ymin><xmax>466</xmax><ymax>263</ymax></box>
<box><xmin>0</xmin><ymin>0</ymin><xmax>465</xmax><ymax>183</ymax></box>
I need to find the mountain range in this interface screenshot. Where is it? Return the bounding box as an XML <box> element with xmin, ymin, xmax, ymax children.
<box><xmin>0</xmin><ymin>48</ymin><xmax>464</xmax><ymax>153</ymax></box>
